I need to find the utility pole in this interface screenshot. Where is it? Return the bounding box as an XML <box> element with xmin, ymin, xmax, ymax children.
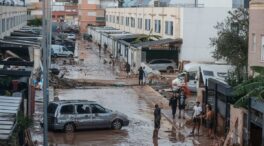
<box><xmin>42</xmin><ymin>0</ymin><xmax>51</xmax><ymax>144</ymax></box>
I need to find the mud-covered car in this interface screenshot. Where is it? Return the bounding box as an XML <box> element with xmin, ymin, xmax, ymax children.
<box><xmin>47</xmin><ymin>100</ymin><xmax>129</xmax><ymax>132</ymax></box>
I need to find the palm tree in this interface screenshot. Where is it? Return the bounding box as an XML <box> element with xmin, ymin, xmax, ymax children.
<box><xmin>233</xmin><ymin>66</ymin><xmax>264</xmax><ymax>107</ymax></box>
<box><xmin>132</xmin><ymin>29</ymin><xmax>161</xmax><ymax>44</ymax></box>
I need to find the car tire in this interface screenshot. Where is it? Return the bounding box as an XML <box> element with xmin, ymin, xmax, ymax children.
<box><xmin>167</xmin><ymin>67</ymin><xmax>173</xmax><ymax>73</ymax></box>
<box><xmin>68</xmin><ymin>54</ymin><xmax>73</xmax><ymax>58</ymax></box>
<box><xmin>64</xmin><ymin>123</ymin><xmax>75</xmax><ymax>133</ymax></box>
<box><xmin>111</xmin><ymin>119</ymin><xmax>122</xmax><ymax>130</ymax></box>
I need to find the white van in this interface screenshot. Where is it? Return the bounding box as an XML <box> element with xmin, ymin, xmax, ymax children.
<box><xmin>51</xmin><ymin>45</ymin><xmax>73</xmax><ymax>58</ymax></box>
<box><xmin>172</xmin><ymin>63</ymin><xmax>234</xmax><ymax>93</ymax></box>
<box><xmin>172</xmin><ymin>63</ymin><xmax>200</xmax><ymax>92</ymax></box>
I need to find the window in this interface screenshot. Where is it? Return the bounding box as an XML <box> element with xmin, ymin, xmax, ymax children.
<box><xmin>117</xmin><ymin>16</ymin><xmax>119</xmax><ymax>24</ymax></box>
<box><xmin>60</xmin><ymin>105</ymin><xmax>74</xmax><ymax>114</ymax></box>
<box><xmin>106</xmin><ymin>15</ymin><xmax>108</xmax><ymax>22</ymax></box>
<box><xmin>90</xmin><ymin>104</ymin><xmax>106</xmax><ymax>113</ymax></box>
<box><xmin>165</xmin><ymin>21</ymin><xmax>173</xmax><ymax>35</ymax></box>
<box><xmin>113</xmin><ymin>16</ymin><xmax>115</xmax><ymax>23</ymax></box>
<box><xmin>109</xmin><ymin>15</ymin><xmax>112</xmax><ymax>22</ymax></box>
<box><xmin>131</xmin><ymin>17</ymin><xmax>135</xmax><ymax>27</ymax></box>
<box><xmin>261</xmin><ymin>36</ymin><xmax>264</xmax><ymax>61</ymax></box>
<box><xmin>252</xmin><ymin>33</ymin><xmax>256</xmax><ymax>52</ymax></box>
<box><xmin>120</xmin><ymin>16</ymin><xmax>124</xmax><ymax>25</ymax></box>
<box><xmin>145</xmin><ymin>19</ymin><xmax>151</xmax><ymax>31</ymax></box>
<box><xmin>77</xmin><ymin>105</ymin><xmax>91</xmax><ymax>114</ymax></box>
<box><xmin>155</xmin><ymin>20</ymin><xmax>161</xmax><ymax>33</ymax></box>
<box><xmin>2</xmin><ymin>19</ymin><xmax>5</xmax><ymax>33</ymax></box>
<box><xmin>138</xmin><ymin>18</ymin><xmax>142</xmax><ymax>29</ymax></box>
<box><xmin>126</xmin><ymin>17</ymin><xmax>129</xmax><ymax>26</ymax></box>
<box><xmin>88</xmin><ymin>12</ymin><xmax>96</xmax><ymax>16</ymax></box>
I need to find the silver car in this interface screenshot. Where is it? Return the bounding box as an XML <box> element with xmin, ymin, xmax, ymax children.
<box><xmin>47</xmin><ymin>100</ymin><xmax>129</xmax><ymax>132</ymax></box>
<box><xmin>148</xmin><ymin>59</ymin><xmax>177</xmax><ymax>73</ymax></box>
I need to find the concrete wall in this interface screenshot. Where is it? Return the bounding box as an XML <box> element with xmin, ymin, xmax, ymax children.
<box><xmin>180</xmin><ymin>7</ymin><xmax>230</xmax><ymax>63</ymax></box>
<box><xmin>224</xmin><ymin>105</ymin><xmax>247</xmax><ymax>146</ymax></box>
<box><xmin>248</xmin><ymin>0</ymin><xmax>264</xmax><ymax>76</ymax></box>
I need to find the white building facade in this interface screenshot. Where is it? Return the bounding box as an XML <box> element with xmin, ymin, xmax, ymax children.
<box><xmin>0</xmin><ymin>6</ymin><xmax>28</xmax><ymax>39</ymax></box>
<box><xmin>105</xmin><ymin>7</ymin><xmax>231</xmax><ymax>63</ymax></box>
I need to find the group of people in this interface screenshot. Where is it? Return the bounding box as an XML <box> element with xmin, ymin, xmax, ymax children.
<box><xmin>153</xmin><ymin>87</ymin><xmax>214</xmax><ymax>139</ymax></box>
<box><xmin>125</xmin><ymin>63</ymin><xmax>148</xmax><ymax>85</ymax></box>
<box><xmin>190</xmin><ymin>101</ymin><xmax>214</xmax><ymax>138</ymax></box>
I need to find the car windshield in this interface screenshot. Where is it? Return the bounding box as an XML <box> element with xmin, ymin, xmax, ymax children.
<box><xmin>48</xmin><ymin>103</ymin><xmax>58</xmax><ymax>115</ymax></box>
<box><xmin>203</xmin><ymin>70</ymin><xmax>214</xmax><ymax>76</ymax></box>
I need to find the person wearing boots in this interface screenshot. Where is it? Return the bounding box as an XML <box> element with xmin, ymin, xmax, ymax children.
<box><xmin>153</xmin><ymin>104</ymin><xmax>161</xmax><ymax>139</ymax></box>
<box><xmin>178</xmin><ymin>90</ymin><xmax>186</xmax><ymax>119</ymax></box>
<box><xmin>169</xmin><ymin>94</ymin><xmax>177</xmax><ymax>119</ymax></box>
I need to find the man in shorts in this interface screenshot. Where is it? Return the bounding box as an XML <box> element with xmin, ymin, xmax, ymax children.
<box><xmin>190</xmin><ymin>101</ymin><xmax>202</xmax><ymax>136</ymax></box>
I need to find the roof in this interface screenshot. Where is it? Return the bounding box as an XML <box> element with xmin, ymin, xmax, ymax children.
<box><xmin>132</xmin><ymin>38</ymin><xmax>183</xmax><ymax>48</ymax></box>
<box><xmin>51</xmin><ymin>100</ymin><xmax>96</xmax><ymax>105</ymax></box>
<box><xmin>0</xmin><ymin>95</ymin><xmax>22</xmax><ymax>140</ymax></box>
<box><xmin>112</xmin><ymin>34</ymin><xmax>142</xmax><ymax>40</ymax></box>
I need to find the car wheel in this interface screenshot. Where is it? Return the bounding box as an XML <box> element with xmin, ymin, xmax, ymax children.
<box><xmin>167</xmin><ymin>67</ymin><xmax>173</xmax><ymax>73</ymax></box>
<box><xmin>111</xmin><ymin>119</ymin><xmax>122</xmax><ymax>130</ymax></box>
<box><xmin>68</xmin><ymin>54</ymin><xmax>73</xmax><ymax>58</ymax></box>
<box><xmin>64</xmin><ymin>123</ymin><xmax>75</xmax><ymax>133</ymax></box>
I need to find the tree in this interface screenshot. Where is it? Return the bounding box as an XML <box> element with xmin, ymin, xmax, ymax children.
<box><xmin>27</xmin><ymin>18</ymin><xmax>42</xmax><ymax>26</ymax></box>
<box><xmin>132</xmin><ymin>29</ymin><xmax>161</xmax><ymax>44</ymax></box>
<box><xmin>210</xmin><ymin>8</ymin><xmax>249</xmax><ymax>84</ymax></box>
<box><xmin>233</xmin><ymin>66</ymin><xmax>264</xmax><ymax>107</ymax></box>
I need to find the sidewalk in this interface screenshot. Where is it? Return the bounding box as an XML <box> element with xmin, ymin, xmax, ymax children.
<box><xmin>133</xmin><ymin>85</ymin><xmax>219</xmax><ymax>145</ymax></box>
<box><xmin>29</xmin><ymin>87</ymin><xmax>54</xmax><ymax>146</ymax></box>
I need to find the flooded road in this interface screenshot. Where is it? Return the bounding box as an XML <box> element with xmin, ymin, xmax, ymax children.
<box><xmin>48</xmin><ymin>87</ymin><xmax>193</xmax><ymax>146</ymax></box>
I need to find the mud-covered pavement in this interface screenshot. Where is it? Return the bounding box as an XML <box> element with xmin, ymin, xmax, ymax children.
<box><xmin>48</xmin><ymin>88</ymin><xmax>193</xmax><ymax>146</ymax></box>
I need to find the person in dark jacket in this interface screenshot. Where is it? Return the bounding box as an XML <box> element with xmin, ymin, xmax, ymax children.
<box><xmin>125</xmin><ymin>62</ymin><xmax>131</xmax><ymax>78</ymax></box>
<box><xmin>178</xmin><ymin>90</ymin><xmax>186</xmax><ymax>119</ymax></box>
<box><xmin>169</xmin><ymin>94</ymin><xmax>178</xmax><ymax>119</ymax></box>
<box><xmin>98</xmin><ymin>43</ymin><xmax>101</xmax><ymax>55</ymax></box>
<box><xmin>153</xmin><ymin>104</ymin><xmax>161</xmax><ymax>138</ymax></box>
<box><xmin>138</xmin><ymin>67</ymin><xmax>145</xmax><ymax>85</ymax></box>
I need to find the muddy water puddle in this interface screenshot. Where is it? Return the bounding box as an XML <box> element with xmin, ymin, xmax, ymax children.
<box><xmin>48</xmin><ymin>87</ymin><xmax>193</xmax><ymax>146</ymax></box>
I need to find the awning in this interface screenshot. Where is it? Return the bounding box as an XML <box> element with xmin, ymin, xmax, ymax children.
<box><xmin>0</xmin><ymin>95</ymin><xmax>22</xmax><ymax>140</ymax></box>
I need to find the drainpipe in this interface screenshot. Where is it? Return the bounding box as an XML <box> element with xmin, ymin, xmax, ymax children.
<box><xmin>247</xmin><ymin>97</ymin><xmax>251</xmax><ymax>146</ymax></box>
<box><xmin>205</xmin><ymin>79</ymin><xmax>208</xmax><ymax>105</ymax></box>
<box><xmin>225</xmin><ymin>95</ymin><xmax>228</xmax><ymax>136</ymax></box>
<box><xmin>214</xmin><ymin>84</ymin><xmax>218</xmax><ymax>135</ymax></box>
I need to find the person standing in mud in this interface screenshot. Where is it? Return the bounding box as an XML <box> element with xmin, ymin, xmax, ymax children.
<box><xmin>203</xmin><ymin>104</ymin><xmax>214</xmax><ymax>138</ymax></box>
<box><xmin>125</xmin><ymin>62</ymin><xmax>131</xmax><ymax>78</ymax></box>
<box><xmin>153</xmin><ymin>104</ymin><xmax>161</xmax><ymax>138</ymax></box>
<box><xmin>169</xmin><ymin>94</ymin><xmax>177</xmax><ymax>119</ymax></box>
<box><xmin>178</xmin><ymin>90</ymin><xmax>186</xmax><ymax>119</ymax></box>
<box><xmin>138</xmin><ymin>67</ymin><xmax>145</xmax><ymax>85</ymax></box>
<box><xmin>98</xmin><ymin>43</ymin><xmax>101</xmax><ymax>56</ymax></box>
<box><xmin>104</xmin><ymin>43</ymin><xmax>108</xmax><ymax>54</ymax></box>
<box><xmin>190</xmin><ymin>101</ymin><xmax>202</xmax><ymax>136</ymax></box>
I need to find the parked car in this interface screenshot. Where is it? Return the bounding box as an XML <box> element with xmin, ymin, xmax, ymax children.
<box><xmin>148</xmin><ymin>59</ymin><xmax>177</xmax><ymax>73</ymax></box>
<box><xmin>47</xmin><ymin>100</ymin><xmax>129</xmax><ymax>132</ymax></box>
<box><xmin>51</xmin><ymin>45</ymin><xmax>73</xmax><ymax>58</ymax></box>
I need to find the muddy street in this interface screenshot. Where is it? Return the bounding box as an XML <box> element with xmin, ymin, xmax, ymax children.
<box><xmin>48</xmin><ymin>87</ymin><xmax>193</xmax><ymax>146</ymax></box>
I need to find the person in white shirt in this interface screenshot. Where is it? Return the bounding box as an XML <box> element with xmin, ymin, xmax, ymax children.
<box><xmin>190</xmin><ymin>101</ymin><xmax>202</xmax><ymax>136</ymax></box>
